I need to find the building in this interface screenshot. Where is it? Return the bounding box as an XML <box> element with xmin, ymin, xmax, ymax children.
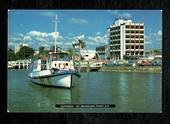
<box><xmin>107</xmin><ymin>18</ymin><xmax>145</xmax><ymax>60</ymax></box>
<box><xmin>15</xmin><ymin>43</ymin><xmax>28</xmax><ymax>54</ymax></box>
<box><xmin>34</xmin><ymin>50</ymin><xmax>39</xmax><ymax>56</ymax></box>
<box><xmin>96</xmin><ymin>45</ymin><xmax>108</xmax><ymax>60</ymax></box>
<box><xmin>72</xmin><ymin>40</ymin><xmax>95</xmax><ymax>61</ymax></box>
<box><xmin>80</xmin><ymin>50</ymin><xmax>96</xmax><ymax>60</ymax></box>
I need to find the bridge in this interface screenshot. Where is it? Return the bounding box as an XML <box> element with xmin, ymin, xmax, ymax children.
<box><xmin>8</xmin><ymin>59</ymin><xmax>31</xmax><ymax>69</ymax></box>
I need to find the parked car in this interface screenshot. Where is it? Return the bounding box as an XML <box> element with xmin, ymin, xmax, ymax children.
<box><xmin>138</xmin><ymin>60</ymin><xmax>152</xmax><ymax>66</ymax></box>
<box><xmin>106</xmin><ymin>60</ymin><xmax>120</xmax><ymax>66</ymax></box>
<box><xmin>127</xmin><ymin>60</ymin><xmax>137</xmax><ymax>66</ymax></box>
<box><xmin>151</xmin><ymin>60</ymin><xmax>162</xmax><ymax>66</ymax></box>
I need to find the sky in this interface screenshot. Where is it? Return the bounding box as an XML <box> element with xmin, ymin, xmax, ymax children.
<box><xmin>8</xmin><ymin>10</ymin><xmax>162</xmax><ymax>51</ymax></box>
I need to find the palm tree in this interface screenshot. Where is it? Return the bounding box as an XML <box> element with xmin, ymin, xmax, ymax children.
<box><xmin>78</xmin><ymin>39</ymin><xmax>86</xmax><ymax>49</ymax></box>
<box><xmin>67</xmin><ymin>48</ymin><xmax>75</xmax><ymax>60</ymax></box>
<box><xmin>50</xmin><ymin>45</ymin><xmax>63</xmax><ymax>52</ymax></box>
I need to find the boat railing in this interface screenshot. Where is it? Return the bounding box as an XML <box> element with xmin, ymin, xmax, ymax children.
<box><xmin>29</xmin><ymin>62</ymin><xmax>50</xmax><ymax>71</ymax></box>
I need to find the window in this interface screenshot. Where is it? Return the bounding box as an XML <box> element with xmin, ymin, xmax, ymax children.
<box><xmin>140</xmin><ymin>26</ymin><xmax>144</xmax><ymax>29</ymax></box>
<box><xmin>140</xmin><ymin>31</ymin><xmax>144</xmax><ymax>33</ymax></box>
<box><xmin>140</xmin><ymin>40</ymin><xmax>144</xmax><ymax>43</ymax></box>
<box><xmin>135</xmin><ymin>52</ymin><xmax>139</xmax><ymax>55</ymax></box>
<box><xmin>126</xmin><ymin>40</ymin><xmax>130</xmax><ymax>43</ymax></box>
<box><xmin>126</xmin><ymin>25</ymin><xmax>130</xmax><ymax>28</ymax></box>
<box><xmin>140</xmin><ymin>35</ymin><xmax>144</xmax><ymax>38</ymax></box>
<box><xmin>131</xmin><ymin>30</ymin><xmax>134</xmax><ymax>33</ymax></box>
<box><xmin>126</xmin><ymin>52</ymin><xmax>130</xmax><ymax>55</ymax></box>
<box><xmin>126</xmin><ymin>35</ymin><xmax>130</xmax><ymax>38</ymax></box>
<box><xmin>140</xmin><ymin>51</ymin><xmax>144</xmax><ymax>55</ymax></box>
<box><xmin>126</xmin><ymin>45</ymin><xmax>130</xmax><ymax>49</ymax></box>
<box><xmin>140</xmin><ymin>46</ymin><xmax>144</xmax><ymax>49</ymax></box>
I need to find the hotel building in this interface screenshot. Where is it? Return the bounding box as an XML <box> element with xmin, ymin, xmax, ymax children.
<box><xmin>108</xmin><ymin>19</ymin><xmax>145</xmax><ymax>60</ymax></box>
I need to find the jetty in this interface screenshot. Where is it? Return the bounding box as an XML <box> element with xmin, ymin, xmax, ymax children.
<box><xmin>75</xmin><ymin>60</ymin><xmax>103</xmax><ymax>72</ymax></box>
<box><xmin>8</xmin><ymin>59</ymin><xmax>31</xmax><ymax>69</ymax></box>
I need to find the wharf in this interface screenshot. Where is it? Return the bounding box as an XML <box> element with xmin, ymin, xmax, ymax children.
<box><xmin>99</xmin><ymin>66</ymin><xmax>162</xmax><ymax>73</ymax></box>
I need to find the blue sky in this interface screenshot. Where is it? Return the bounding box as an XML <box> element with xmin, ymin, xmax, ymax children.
<box><xmin>8</xmin><ymin>10</ymin><xmax>162</xmax><ymax>51</ymax></box>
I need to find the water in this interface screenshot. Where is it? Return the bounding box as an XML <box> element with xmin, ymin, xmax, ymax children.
<box><xmin>8</xmin><ymin>69</ymin><xmax>162</xmax><ymax>113</ymax></box>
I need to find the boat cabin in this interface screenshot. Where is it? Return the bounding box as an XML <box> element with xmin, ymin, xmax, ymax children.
<box><xmin>48</xmin><ymin>51</ymin><xmax>74</xmax><ymax>70</ymax></box>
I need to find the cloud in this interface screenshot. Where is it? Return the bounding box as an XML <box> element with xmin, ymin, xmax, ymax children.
<box><xmin>96</xmin><ymin>32</ymin><xmax>102</xmax><ymax>35</ymax></box>
<box><xmin>117</xmin><ymin>13</ymin><xmax>131</xmax><ymax>19</ymax></box>
<box><xmin>106</xmin><ymin>10</ymin><xmax>119</xmax><ymax>15</ymax></box>
<box><xmin>23</xmin><ymin>36</ymin><xmax>31</xmax><ymax>41</ymax></box>
<box><xmin>8</xmin><ymin>31</ymin><xmax>108</xmax><ymax>51</ymax></box>
<box><xmin>106</xmin><ymin>10</ymin><xmax>132</xmax><ymax>19</ymax></box>
<box><xmin>40</xmin><ymin>11</ymin><xmax>56</xmax><ymax>17</ymax></box>
<box><xmin>71</xmin><ymin>33</ymin><xmax>107</xmax><ymax>49</ymax></box>
<box><xmin>67</xmin><ymin>17</ymin><xmax>88</xmax><ymax>25</ymax></box>
<box><xmin>73</xmin><ymin>34</ymin><xmax>85</xmax><ymax>40</ymax></box>
<box><xmin>8</xmin><ymin>31</ymin><xmax>65</xmax><ymax>49</ymax></box>
<box><xmin>145</xmin><ymin>30</ymin><xmax>162</xmax><ymax>49</ymax></box>
<box><xmin>157</xmin><ymin>30</ymin><xmax>162</xmax><ymax>35</ymax></box>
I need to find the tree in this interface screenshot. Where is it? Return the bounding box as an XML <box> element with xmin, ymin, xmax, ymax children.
<box><xmin>153</xmin><ymin>49</ymin><xmax>162</xmax><ymax>55</ymax></box>
<box><xmin>50</xmin><ymin>45</ymin><xmax>59</xmax><ymax>51</ymax></box>
<box><xmin>67</xmin><ymin>48</ymin><xmax>75</xmax><ymax>60</ymax></box>
<box><xmin>78</xmin><ymin>39</ymin><xmax>86</xmax><ymax>49</ymax></box>
<box><xmin>38</xmin><ymin>46</ymin><xmax>49</xmax><ymax>57</ymax></box>
<box><xmin>39</xmin><ymin>46</ymin><xmax>45</xmax><ymax>55</ymax></box>
<box><xmin>8</xmin><ymin>49</ymin><xmax>16</xmax><ymax>61</ymax></box>
<box><xmin>16</xmin><ymin>46</ymin><xmax>34</xmax><ymax>59</ymax></box>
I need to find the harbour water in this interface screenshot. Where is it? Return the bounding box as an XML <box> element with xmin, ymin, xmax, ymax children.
<box><xmin>8</xmin><ymin>69</ymin><xmax>162</xmax><ymax>113</ymax></box>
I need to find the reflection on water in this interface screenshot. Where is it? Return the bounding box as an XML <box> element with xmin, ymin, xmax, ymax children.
<box><xmin>29</xmin><ymin>82</ymin><xmax>72</xmax><ymax>104</ymax></box>
<box><xmin>8</xmin><ymin>70</ymin><xmax>162</xmax><ymax>112</ymax></box>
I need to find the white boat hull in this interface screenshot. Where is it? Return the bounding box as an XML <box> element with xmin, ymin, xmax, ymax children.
<box><xmin>29</xmin><ymin>73</ymin><xmax>79</xmax><ymax>88</ymax></box>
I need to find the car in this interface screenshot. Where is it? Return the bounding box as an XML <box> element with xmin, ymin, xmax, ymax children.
<box><xmin>151</xmin><ymin>60</ymin><xmax>162</xmax><ymax>66</ymax></box>
<box><xmin>127</xmin><ymin>60</ymin><xmax>136</xmax><ymax>66</ymax></box>
<box><xmin>138</xmin><ymin>60</ymin><xmax>152</xmax><ymax>66</ymax></box>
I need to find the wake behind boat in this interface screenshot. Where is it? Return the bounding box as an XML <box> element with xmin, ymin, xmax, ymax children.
<box><xmin>28</xmin><ymin>50</ymin><xmax>80</xmax><ymax>88</ymax></box>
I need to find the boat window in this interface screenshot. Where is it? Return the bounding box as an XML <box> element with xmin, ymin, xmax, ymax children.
<box><xmin>49</xmin><ymin>53</ymin><xmax>70</xmax><ymax>61</ymax></box>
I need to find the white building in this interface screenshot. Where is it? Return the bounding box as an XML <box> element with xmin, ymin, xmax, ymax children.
<box><xmin>108</xmin><ymin>18</ymin><xmax>145</xmax><ymax>60</ymax></box>
<box><xmin>34</xmin><ymin>50</ymin><xmax>39</xmax><ymax>56</ymax></box>
<box><xmin>80</xmin><ymin>50</ymin><xmax>96</xmax><ymax>60</ymax></box>
<box><xmin>72</xmin><ymin>40</ymin><xmax>95</xmax><ymax>61</ymax></box>
<box><xmin>15</xmin><ymin>43</ymin><xmax>28</xmax><ymax>54</ymax></box>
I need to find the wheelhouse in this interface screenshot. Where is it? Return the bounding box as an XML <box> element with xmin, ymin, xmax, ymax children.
<box><xmin>48</xmin><ymin>52</ymin><xmax>71</xmax><ymax>61</ymax></box>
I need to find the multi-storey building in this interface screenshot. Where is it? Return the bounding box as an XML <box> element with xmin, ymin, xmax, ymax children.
<box><xmin>108</xmin><ymin>19</ymin><xmax>145</xmax><ymax>60</ymax></box>
<box><xmin>96</xmin><ymin>45</ymin><xmax>108</xmax><ymax>60</ymax></box>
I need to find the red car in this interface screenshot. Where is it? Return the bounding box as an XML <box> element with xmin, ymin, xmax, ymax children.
<box><xmin>138</xmin><ymin>60</ymin><xmax>152</xmax><ymax>66</ymax></box>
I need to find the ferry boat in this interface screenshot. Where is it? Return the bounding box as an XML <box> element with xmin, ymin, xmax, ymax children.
<box><xmin>28</xmin><ymin>50</ymin><xmax>80</xmax><ymax>88</ymax></box>
<box><xmin>28</xmin><ymin>14</ymin><xmax>80</xmax><ymax>88</ymax></box>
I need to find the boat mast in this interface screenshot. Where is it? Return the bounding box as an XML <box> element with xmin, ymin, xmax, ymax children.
<box><xmin>54</xmin><ymin>14</ymin><xmax>58</xmax><ymax>53</ymax></box>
